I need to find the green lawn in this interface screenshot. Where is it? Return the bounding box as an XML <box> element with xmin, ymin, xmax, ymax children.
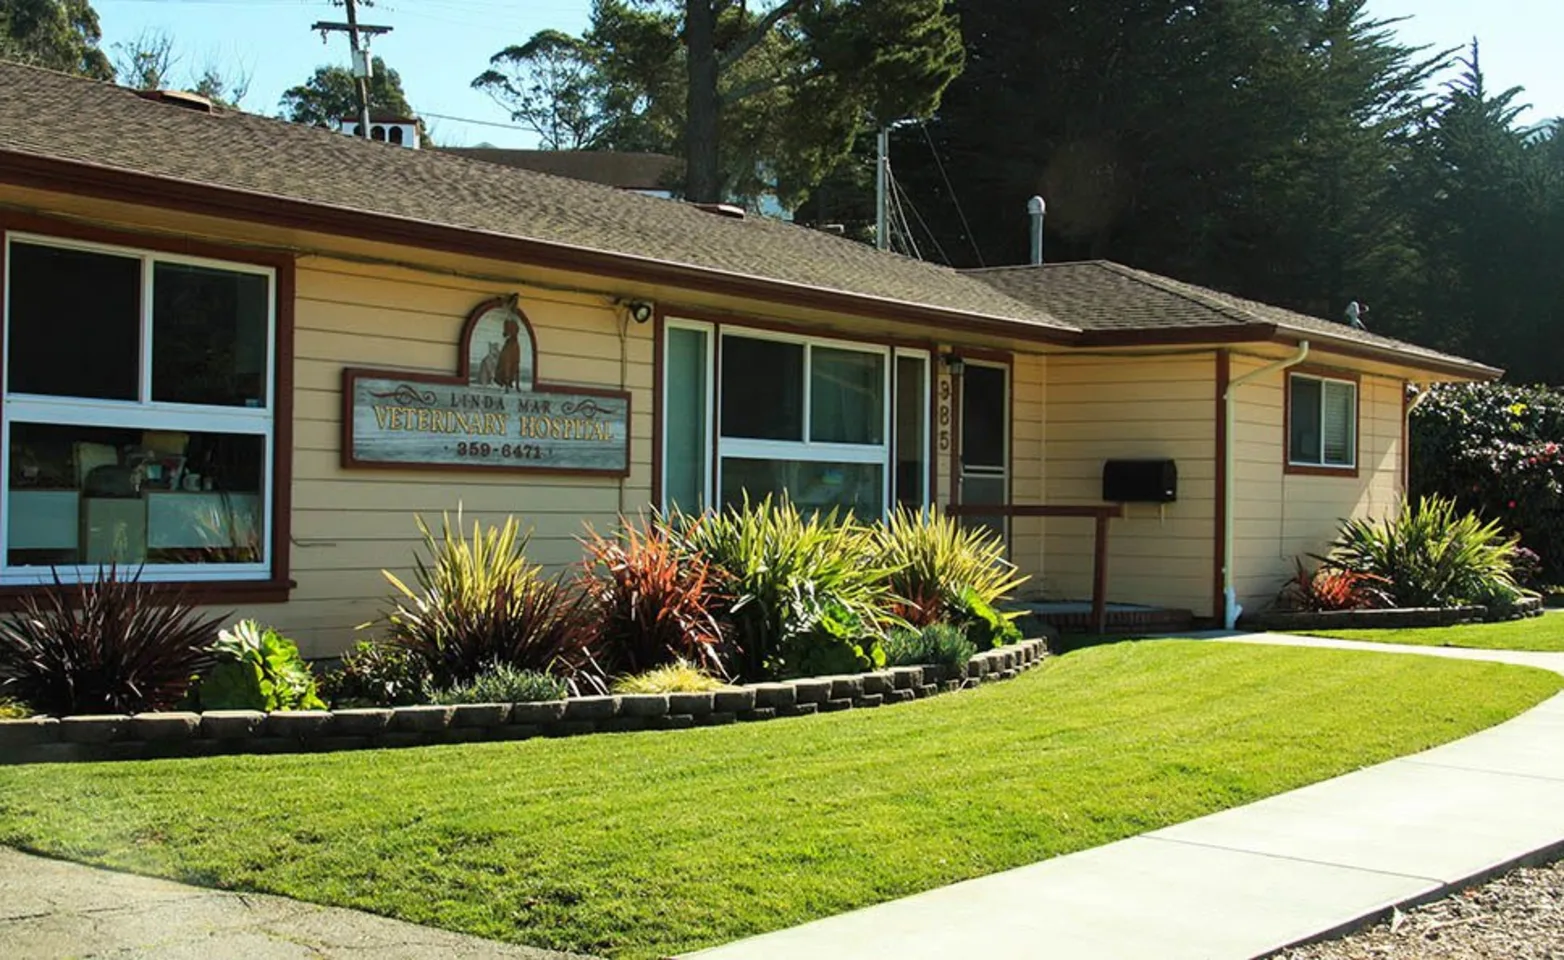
<box><xmin>0</xmin><ymin>641</ymin><xmax>1556</xmax><ymax>959</ymax></box>
<box><xmin>1301</xmin><ymin>612</ymin><xmax>1564</xmax><ymax>652</ymax></box>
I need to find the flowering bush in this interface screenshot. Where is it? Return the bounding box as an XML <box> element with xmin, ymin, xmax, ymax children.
<box><xmin>1411</xmin><ymin>383</ymin><xmax>1564</xmax><ymax>580</ymax></box>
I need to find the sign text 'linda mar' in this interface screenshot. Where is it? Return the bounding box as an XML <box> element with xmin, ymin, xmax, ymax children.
<box><xmin>343</xmin><ymin>296</ymin><xmax>631</xmax><ymax>475</ymax></box>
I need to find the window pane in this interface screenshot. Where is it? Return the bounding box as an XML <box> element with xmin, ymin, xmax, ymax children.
<box><xmin>6</xmin><ymin>422</ymin><xmax>265</xmax><ymax>568</ymax></box>
<box><xmin>962</xmin><ymin>364</ymin><xmax>1007</xmax><ymax>469</ymax></box>
<box><xmin>810</xmin><ymin>346</ymin><xmax>884</xmax><ymax>444</ymax></box>
<box><xmin>1322</xmin><ymin>381</ymin><xmax>1356</xmax><ymax>466</ymax></box>
<box><xmin>6</xmin><ymin>242</ymin><xmax>140</xmax><ymax>400</ymax></box>
<box><xmin>1289</xmin><ymin>376</ymin><xmax>1323</xmax><ymax>464</ymax></box>
<box><xmin>721</xmin><ymin>336</ymin><xmax>803</xmax><ymax>440</ymax></box>
<box><xmin>894</xmin><ymin>354</ymin><xmax>928</xmax><ymax>509</ymax></box>
<box><xmin>720</xmin><ymin>458</ymin><xmax>882</xmax><ymax>519</ymax></box>
<box><xmin>152</xmin><ymin>263</ymin><xmax>269</xmax><ymax>407</ymax></box>
<box><xmin>664</xmin><ymin>327</ymin><xmax>709</xmax><ymax>512</ymax></box>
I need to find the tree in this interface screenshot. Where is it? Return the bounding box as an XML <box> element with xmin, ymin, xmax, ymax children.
<box><xmin>279</xmin><ymin>57</ymin><xmax>416</xmax><ymax>128</ymax></box>
<box><xmin>112</xmin><ymin>28</ymin><xmax>177</xmax><ymax>91</ymax></box>
<box><xmin>110</xmin><ymin>28</ymin><xmax>251</xmax><ymax>108</ymax></box>
<box><xmin>473</xmin><ymin>30</ymin><xmax>612</xmax><ymax>150</ymax></box>
<box><xmin>0</xmin><ymin>0</ymin><xmax>113</xmax><ymax>79</ymax></box>
<box><xmin>480</xmin><ymin>0</ymin><xmax>964</xmax><ymax>206</ymax></box>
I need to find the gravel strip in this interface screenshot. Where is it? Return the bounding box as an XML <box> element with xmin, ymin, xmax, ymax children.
<box><xmin>1278</xmin><ymin>858</ymin><xmax>1564</xmax><ymax>959</ymax></box>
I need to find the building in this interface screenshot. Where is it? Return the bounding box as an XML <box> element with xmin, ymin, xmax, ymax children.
<box><xmin>0</xmin><ymin>62</ymin><xmax>1499</xmax><ymax>654</ymax></box>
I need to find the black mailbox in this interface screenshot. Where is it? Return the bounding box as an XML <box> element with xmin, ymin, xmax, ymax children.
<box><xmin>1102</xmin><ymin>459</ymin><xmax>1177</xmax><ymax>503</ymax></box>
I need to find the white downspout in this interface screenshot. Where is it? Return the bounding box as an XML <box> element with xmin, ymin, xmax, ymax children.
<box><xmin>1223</xmin><ymin>340</ymin><xmax>1310</xmax><ymax>629</ymax></box>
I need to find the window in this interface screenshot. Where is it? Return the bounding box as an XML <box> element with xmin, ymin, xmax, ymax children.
<box><xmin>661</xmin><ymin>323</ymin><xmax>930</xmax><ymax>518</ymax></box>
<box><xmin>3</xmin><ymin>234</ymin><xmax>276</xmax><ymax>583</ymax></box>
<box><xmin>1288</xmin><ymin>372</ymin><xmax>1357</xmax><ymax>470</ymax></box>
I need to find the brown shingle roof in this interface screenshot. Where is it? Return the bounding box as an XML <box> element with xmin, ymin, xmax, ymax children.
<box><xmin>0</xmin><ymin>61</ymin><xmax>1068</xmax><ymax>334</ymax></box>
<box><xmin>439</xmin><ymin>148</ymin><xmax>682</xmax><ymax>192</ymax></box>
<box><xmin>969</xmin><ymin>261</ymin><xmax>1501</xmax><ymax>378</ymax></box>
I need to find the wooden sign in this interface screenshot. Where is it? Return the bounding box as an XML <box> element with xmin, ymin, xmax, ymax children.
<box><xmin>343</xmin><ymin>296</ymin><xmax>631</xmax><ymax>475</ymax></box>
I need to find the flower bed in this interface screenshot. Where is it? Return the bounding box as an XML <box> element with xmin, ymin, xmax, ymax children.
<box><xmin>0</xmin><ymin>638</ymin><xmax>1050</xmax><ymax>765</ymax></box>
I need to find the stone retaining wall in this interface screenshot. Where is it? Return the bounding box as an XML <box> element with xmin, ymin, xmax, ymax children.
<box><xmin>1241</xmin><ymin>596</ymin><xmax>1544</xmax><ymax>632</ymax></box>
<box><xmin>0</xmin><ymin>639</ymin><xmax>1050</xmax><ymax>764</ymax></box>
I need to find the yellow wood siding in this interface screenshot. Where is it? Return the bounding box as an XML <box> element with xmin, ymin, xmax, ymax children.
<box><xmin>1229</xmin><ymin>357</ymin><xmax>1406</xmax><ymax>615</ymax></box>
<box><xmin>251</xmin><ymin>258</ymin><xmax>653</xmax><ymax>656</ymax></box>
<box><xmin>1042</xmin><ymin>354</ymin><xmax>1218</xmax><ymax>617</ymax></box>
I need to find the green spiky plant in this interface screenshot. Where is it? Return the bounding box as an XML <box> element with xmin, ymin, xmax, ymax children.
<box><xmin>1324</xmin><ymin>496</ymin><xmax>1528</xmax><ymax>609</ymax></box>
<box><xmin>376</xmin><ymin>509</ymin><xmax>601</xmax><ymax>691</ymax></box>
<box><xmin>875</xmin><ymin>508</ymin><xmax>1029</xmax><ymax>626</ymax></box>
<box><xmin>666</xmin><ymin>496</ymin><xmax>895</xmax><ymax>680</ymax></box>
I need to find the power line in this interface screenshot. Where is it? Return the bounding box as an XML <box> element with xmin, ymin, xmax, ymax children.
<box><xmin>919</xmin><ymin>121</ymin><xmax>983</xmax><ymax>267</ymax></box>
<box><xmin>420</xmin><ymin>110</ymin><xmax>529</xmax><ymax>132</ymax></box>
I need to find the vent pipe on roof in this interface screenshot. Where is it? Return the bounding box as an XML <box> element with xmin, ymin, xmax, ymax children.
<box><xmin>1027</xmin><ymin>196</ymin><xmax>1046</xmax><ymax>265</ymax></box>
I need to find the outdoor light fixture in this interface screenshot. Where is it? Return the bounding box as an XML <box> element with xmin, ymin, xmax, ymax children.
<box><xmin>944</xmin><ymin>352</ymin><xmax>966</xmax><ymax>376</ymax></box>
<box><xmin>623</xmin><ymin>300</ymin><xmax>654</xmax><ymax>324</ymax></box>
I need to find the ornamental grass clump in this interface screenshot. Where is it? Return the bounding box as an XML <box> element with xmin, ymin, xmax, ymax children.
<box><xmin>1325</xmin><ymin>496</ymin><xmax>1527</xmax><ymax>609</ymax></box>
<box><xmin>610</xmin><ymin>660</ymin><xmax>727</xmax><ymax>694</ymax></box>
<box><xmin>882</xmin><ymin>623</ymin><xmax>978</xmax><ymax>670</ymax></box>
<box><xmin>0</xmin><ymin>566</ymin><xmax>223</xmax><ymax>715</ymax></box>
<box><xmin>668</xmin><ymin>495</ymin><xmax>894</xmax><ymax>680</ymax></box>
<box><xmin>579</xmin><ymin>516</ymin><xmax>727</xmax><ymax>679</ymax></box>
<box><xmin>376</xmin><ymin>510</ymin><xmax>601</xmax><ymax>691</ymax></box>
<box><xmin>426</xmin><ymin>661</ymin><xmax>568</xmax><ymax>704</ymax></box>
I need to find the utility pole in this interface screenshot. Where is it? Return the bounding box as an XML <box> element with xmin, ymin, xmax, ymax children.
<box><xmin>313</xmin><ymin>0</ymin><xmax>392</xmax><ymax>139</ymax></box>
<box><xmin>875</xmin><ymin>127</ymin><xmax>889</xmax><ymax>251</ymax></box>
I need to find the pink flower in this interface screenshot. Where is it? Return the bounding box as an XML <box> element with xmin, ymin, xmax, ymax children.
<box><xmin>1509</xmin><ymin>500</ymin><xmax>1518</xmax><ymax>509</ymax></box>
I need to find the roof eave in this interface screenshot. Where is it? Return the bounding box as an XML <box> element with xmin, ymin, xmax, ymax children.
<box><xmin>1270</xmin><ymin>330</ymin><xmax>1503</xmax><ymax>382</ymax></box>
<box><xmin>0</xmin><ymin>149</ymin><xmax>1081</xmax><ymax>345</ymax></box>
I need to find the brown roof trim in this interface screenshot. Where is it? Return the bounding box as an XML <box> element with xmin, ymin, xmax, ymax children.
<box><xmin>1271</xmin><ymin>332</ymin><xmax>1501</xmax><ymax>382</ymax></box>
<box><xmin>1076</xmin><ymin>323</ymin><xmax>1278</xmax><ymax>347</ymax></box>
<box><xmin>0</xmin><ymin>149</ymin><xmax>1080</xmax><ymax>345</ymax></box>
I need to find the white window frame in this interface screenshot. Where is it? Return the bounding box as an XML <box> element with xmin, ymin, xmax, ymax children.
<box><xmin>1</xmin><ymin>232</ymin><xmax>277</xmax><ymax>584</ymax></box>
<box><xmin>892</xmin><ymin>347</ymin><xmax>932</xmax><ymax>509</ymax></box>
<box><xmin>718</xmin><ymin>328</ymin><xmax>893</xmax><ymax>515</ymax></box>
<box><xmin>1287</xmin><ymin>372</ymin><xmax>1358</xmax><ymax>470</ymax></box>
<box><xmin>660</xmin><ymin>317</ymin><xmax>715</xmax><ymax>512</ymax></box>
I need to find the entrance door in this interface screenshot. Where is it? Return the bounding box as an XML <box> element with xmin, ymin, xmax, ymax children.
<box><xmin>960</xmin><ymin>361</ymin><xmax>1009</xmax><ymax>544</ymax></box>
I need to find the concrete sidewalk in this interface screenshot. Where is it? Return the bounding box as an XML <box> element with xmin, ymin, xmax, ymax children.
<box><xmin>0</xmin><ymin>846</ymin><xmax>592</xmax><ymax>960</ymax></box>
<box><xmin>681</xmin><ymin>633</ymin><xmax>1564</xmax><ymax>960</ymax></box>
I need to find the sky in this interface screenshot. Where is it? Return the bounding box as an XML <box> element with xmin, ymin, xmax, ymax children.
<box><xmin>89</xmin><ymin>0</ymin><xmax>1564</xmax><ymax>149</ymax></box>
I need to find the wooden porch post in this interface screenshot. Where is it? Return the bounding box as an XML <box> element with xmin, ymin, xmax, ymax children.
<box><xmin>1092</xmin><ymin>514</ymin><xmax>1111</xmax><ymax>635</ymax></box>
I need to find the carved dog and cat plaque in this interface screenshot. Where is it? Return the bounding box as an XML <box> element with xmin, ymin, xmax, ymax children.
<box><xmin>343</xmin><ymin>296</ymin><xmax>631</xmax><ymax>475</ymax></box>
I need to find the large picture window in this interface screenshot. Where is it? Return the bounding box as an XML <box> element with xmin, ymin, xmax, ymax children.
<box><xmin>2</xmin><ymin>234</ymin><xmax>275</xmax><ymax>583</ymax></box>
<box><xmin>661</xmin><ymin>322</ymin><xmax>929</xmax><ymax>518</ymax></box>
<box><xmin>1287</xmin><ymin>372</ymin><xmax>1357</xmax><ymax>470</ymax></box>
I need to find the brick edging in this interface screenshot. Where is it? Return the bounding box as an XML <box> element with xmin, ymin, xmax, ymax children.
<box><xmin>0</xmin><ymin>639</ymin><xmax>1052</xmax><ymax>764</ymax></box>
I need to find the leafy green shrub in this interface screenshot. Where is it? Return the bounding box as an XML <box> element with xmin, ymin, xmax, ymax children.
<box><xmin>1325</xmin><ymin>496</ymin><xmax>1526</xmax><ymax>608</ymax></box>
<box><xmin>192</xmin><ymin>620</ymin><xmax>325</xmax><ymax>712</ymax></box>
<box><xmin>319</xmin><ymin>641</ymin><xmax>429</xmax><ymax>708</ymax></box>
<box><xmin>580</xmin><ymin>516</ymin><xmax>726</xmax><ymax>678</ymax></box>
<box><xmin>377</xmin><ymin>510</ymin><xmax>601</xmax><ymax>690</ymax></box>
<box><xmin>775</xmin><ymin>599</ymin><xmax>886</xmax><ymax>678</ymax></box>
<box><xmin>876</xmin><ymin>509</ymin><xmax>1028</xmax><ymax>625</ymax></box>
<box><xmin>0</xmin><ymin>566</ymin><xmax>222</xmax><ymax>715</ymax></box>
<box><xmin>426</xmin><ymin>661</ymin><xmax>567</xmax><ymax>704</ymax></box>
<box><xmin>883</xmin><ymin>623</ymin><xmax>978</xmax><ymax>669</ymax></box>
<box><xmin>0</xmin><ymin>697</ymin><xmax>32</xmax><ymax>719</ymax></box>
<box><xmin>668</xmin><ymin>495</ymin><xmax>893</xmax><ymax>680</ymax></box>
<box><xmin>611</xmin><ymin>661</ymin><xmax>726</xmax><ymax>694</ymax></box>
<box><xmin>1412</xmin><ymin>383</ymin><xmax>1564</xmax><ymax>578</ymax></box>
<box><xmin>955</xmin><ymin>586</ymin><xmax>1023</xmax><ymax>649</ymax></box>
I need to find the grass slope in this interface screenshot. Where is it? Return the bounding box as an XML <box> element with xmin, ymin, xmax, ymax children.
<box><xmin>0</xmin><ymin>641</ymin><xmax>1556</xmax><ymax>959</ymax></box>
<box><xmin>1303</xmin><ymin>612</ymin><xmax>1564</xmax><ymax>652</ymax></box>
